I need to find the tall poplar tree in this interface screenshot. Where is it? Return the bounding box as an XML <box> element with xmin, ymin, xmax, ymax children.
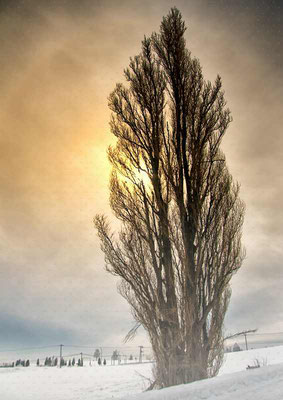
<box><xmin>95</xmin><ymin>8</ymin><xmax>245</xmax><ymax>388</ymax></box>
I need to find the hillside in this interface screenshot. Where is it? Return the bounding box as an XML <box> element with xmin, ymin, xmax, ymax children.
<box><xmin>126</xmin><ymin>362</ymin><xmax>283</xmax><ymax>400</ymax></box>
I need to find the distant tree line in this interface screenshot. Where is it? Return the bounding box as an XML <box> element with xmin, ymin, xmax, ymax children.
<box><xmin>15</xmin><ymin>359</ymin><xmax>30</xmax><ymax>367</ymax></box>
<box><xmin>2</xmin><ymin>347</ymin><xmax>148</xmax><ymax>368</ymax></box>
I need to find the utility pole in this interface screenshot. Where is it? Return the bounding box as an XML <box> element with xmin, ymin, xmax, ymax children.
<box><xmin>244</xmin><ymin>333</ymin><xmax>248</xmax><ymax>350</ymax></box>
<box><xmin>80</xmin><ymin>352</ymin><xmax>83</xmax><ymax>366</ymax></box>
<box><xmin>59</xmin><ymin>344</ymin><xmax>64</xmax><ymax>368</ymax></box>
<box><xmin>139</xmin><ymin>346</ymin><xmax>144</xmax><ymax>363</ymax></box>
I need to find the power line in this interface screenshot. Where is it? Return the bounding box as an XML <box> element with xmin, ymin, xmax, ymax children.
<box><xmin>0</xmin><ymin>345</ymin><xmax>60</xmax><ymax>353</ymax></box>
<box><xmin>252</xmin><ymin>332</ymin><xmax>283</xmax><ymax>336</ymax></box>
<box><xmin>0</xmin><ymin>344</ymin><xmax>151</xmax><ymax>352</ymax></box>
<box><xmin>63</xmin><ymin>344</ymin><xmax>151</xmax><ymax>349</ymax></box>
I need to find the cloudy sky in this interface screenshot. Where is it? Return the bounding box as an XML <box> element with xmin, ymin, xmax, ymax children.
<box><xmin>0</xmin><ymin>0</ymin><xmax>282</xmax><ymax>351</ymax></box>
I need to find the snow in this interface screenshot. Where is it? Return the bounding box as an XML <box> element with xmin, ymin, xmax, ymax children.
<box><xmin>1</xmin><ymin>346</ymin><xmax>283</xmax><ymax>399</ymax></box>
<box><xmin>0</xmin><ymin>362</ymin><xmax>152</xmax><ymax>400</ymax></box>
<box><xmin>127</xmin><ymin>364</ymin><xmax>283</xmax><ymax>400</ymax></box>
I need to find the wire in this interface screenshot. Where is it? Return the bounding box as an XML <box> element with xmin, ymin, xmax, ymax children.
<box><xmin>0</xmin><ymin>345</ymin><xmax>60</xmax><ymax>353</ymax></box>
<box><xmin>63</xmin><ymin>344</ymin><xmax>152</xmax><ymax>349</ymax></box>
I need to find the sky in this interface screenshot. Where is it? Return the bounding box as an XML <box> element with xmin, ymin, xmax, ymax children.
<box><xmin>0</xmin><ymin>0</ymin><xmax>282</xmax><ymax>351</ymax></box>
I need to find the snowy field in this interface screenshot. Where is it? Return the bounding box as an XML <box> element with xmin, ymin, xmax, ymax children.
<box><xmin>2</xmin><ymin>346</ymin><xmax>283</xmax><ymax>399</ymax></box>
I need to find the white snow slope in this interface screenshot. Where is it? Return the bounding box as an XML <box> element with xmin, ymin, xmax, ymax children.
<box><xmin>1</xmin><ymin>346</ymin><xmax>283</xmax><ymax>400</ymax></box>
<box><xmin>127</xmin><ymin>364</ymin><xmax>283</xmax><ymax>400</ymax></box>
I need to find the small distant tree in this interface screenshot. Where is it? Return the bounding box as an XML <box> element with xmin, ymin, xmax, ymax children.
<box><xmin>72</xmin><ymin>357</ymin><xmax>76</xmax><ymax>366</ymax></box>
<box><xmin>97</xmin><ymin>357</ymin><xmax>101</xmax><ymax>366</ymax></box>
<box><xmin>77</xmin><ymin>358</ymin><xmax>81</xmax><ymax>367</ymax></box>
<box><xmin>233</xmin><ymin>343</ymin><xmax>241</xmax><ymax>352</ymax></box>
<box><xmin>112</xmin><ymin>350</ymin><xmax>119</xmax><ymax>361</ymax></box>
<box><xmin>103</xmin><ymin>359</ymin><xmax>106</xmax><ymax>366</ymax></box>
<box><xmin>68</xmin><ymin>359</ymin><xmax>71</xmax><ymax>367</ymax></box>
<box><xmin>54</xmin><ymin>357</ymin><xmax>58</xmax><ymax>366</ymax></box>
<box><xmin>25</xmin><ymin>360</ymin><xmax>30</xmax><ymax>367</ymax></box>
<box><xmin>94</xmin><ymin>349</ymin><xmax>100</xmax><ymax>360</ymax></box>
<box><xmin>60</xmin><ymin>357</ymin><xmax>65</xmax><ymax>367</ymax></box>
<box><xmin>36</xmin><ymin>358</ymin><xmax>40</xmax><ymax>366</ymax></box>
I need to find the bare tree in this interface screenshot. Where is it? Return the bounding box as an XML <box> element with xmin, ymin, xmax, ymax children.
<box><xmin>95</xmin><ymin>7</ymin><xmax>245</xmax><ymax>388</ymax></box>
<box><xmin>94</xmin><ymin>349</ymin><xmax>100</xmax><ymax>360</ymax></box>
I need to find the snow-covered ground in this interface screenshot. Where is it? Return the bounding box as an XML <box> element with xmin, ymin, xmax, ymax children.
<box><xmin>128</xmin><ymin>363</ymin><xmax>283</xmax><ymax>400</ymax></box>
<box><xmin>1</xmin><ymin>346</ymin><xmax>283</xmax><ymax>399</ymax></box>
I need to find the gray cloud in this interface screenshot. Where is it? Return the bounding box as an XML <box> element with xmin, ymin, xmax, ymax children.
<box><xmin>0</xmin><ymin>312</ymin><xmax>76</xmax><ymax>347</ymax></box>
